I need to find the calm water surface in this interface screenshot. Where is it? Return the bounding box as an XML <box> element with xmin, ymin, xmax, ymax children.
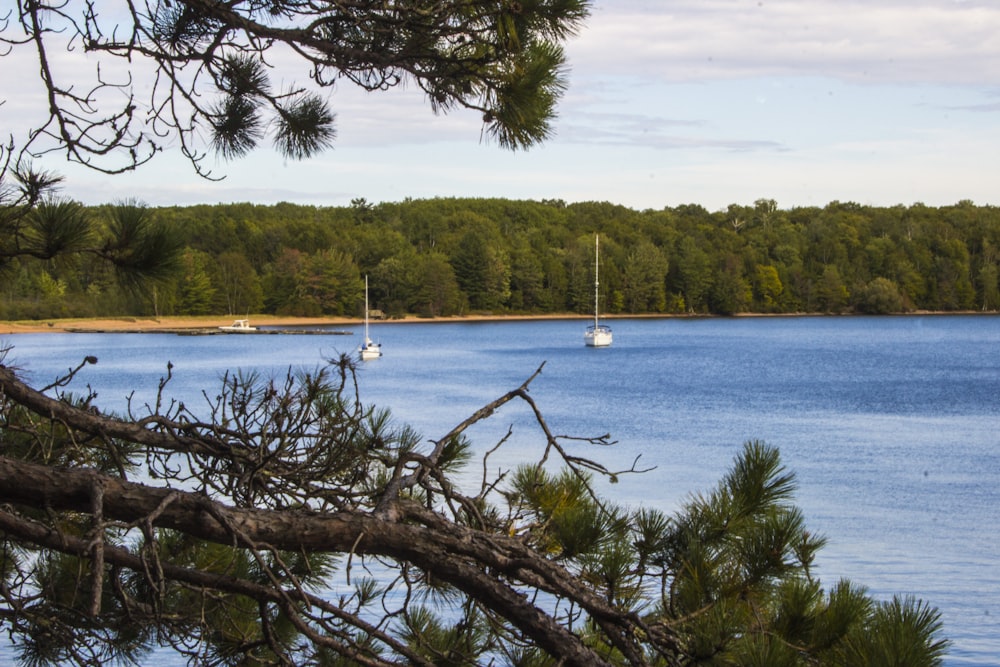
<box><xmin>3</xmin><ymin>315</ymin><xmax>998</xmax><ymax>666</ymax></box>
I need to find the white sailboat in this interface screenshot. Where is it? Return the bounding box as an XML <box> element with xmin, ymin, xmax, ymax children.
<box><xmin>359</xmin><ymin>275</ymin><xmax>382</xmax><ymax>360</ymax></box>
<box><xmin>584</xmin><ymin>234</ymin><xmax>613</xmax><ymax>347</ymax></box>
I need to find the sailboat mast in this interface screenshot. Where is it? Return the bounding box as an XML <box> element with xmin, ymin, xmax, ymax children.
<box><xmin>594</xmin><ymin>235</ymin><xmax>600</xmax><ymax>328</ymax></box>
<box><xmin>364</xmin><ymin>275</ymin><xmax>370</xmax><ymax>340</ymax></box>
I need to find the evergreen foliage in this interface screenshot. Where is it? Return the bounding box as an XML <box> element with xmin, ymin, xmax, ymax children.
<box><xmin>0</xmin><ymin>169</ymin><xmax>182</xmax><ymax>320</ymax></box>
<box><xmin>3</xmin><ymin>1</ymin><xmax>590</xmax><ymax>176</ymax></box>
<box><xmin>0</xmin><ymin>358</ymin><xmax>950</xmax><ymax>666</ymax></box>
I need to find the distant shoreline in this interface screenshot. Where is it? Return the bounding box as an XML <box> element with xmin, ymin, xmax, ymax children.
<box><xmin>0</xmin><ymin>310</ymin><xmax>992</xmax><ymax>335</ymax></box>
<box><xmin>0</xmin><ymin>313</ymin><xmax>586</xmax><ymax>335</ymax></box>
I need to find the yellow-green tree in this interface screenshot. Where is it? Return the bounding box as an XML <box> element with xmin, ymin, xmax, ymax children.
<box><xmin>177</xmin><ymin>249</ymin><xmax>217</xmax><ymax>315</ymax></box>
<box><xmin>754</xmin><ymin>264</ymin><xmax>784</xmax><ymax>311</ymax></box>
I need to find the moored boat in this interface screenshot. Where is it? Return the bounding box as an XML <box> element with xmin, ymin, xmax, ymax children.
<box><xmin>584</xmin><ymin>235</ymin><xmax>612</xmax><ymax>347</ymax></box>
<box><xmin>359</xmin><ymin>276</ymin><xmax>382</xmax><ymax>360</ymax></box>
<box><xmin>219</xmin><ymin>319</ymin><xmax>257</xmax><ymax>333</ymax></box>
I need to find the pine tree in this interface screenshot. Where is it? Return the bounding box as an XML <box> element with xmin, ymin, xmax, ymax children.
<box><xmin>0</xmin><ymin>361</ymin><xmax>950</xmax><ymax>666</ymax></box>
<box><xmin>0</xmin><ymin>171</ymin><xmax>180</xmax><ymax>295</ymax></box>
<box><xmin>4</xmin><ymin>0</ymin><xmax>590</xmax><ymax>176</ymax></box>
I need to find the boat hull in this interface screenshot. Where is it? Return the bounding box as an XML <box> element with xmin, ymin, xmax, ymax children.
<box><xmin>584</xmin><ymin>325</ymin><xmax>613</xmax><ymax>347</ymax></box>
<box><xmin>219</xmin><ymin>319</ymin><xmax>256</xmax><ymax>332</ymax></box>
<box><xmin>359</xmin><ymin>338</ymin><xmax>382</xmax><ymax>360</ymax></box>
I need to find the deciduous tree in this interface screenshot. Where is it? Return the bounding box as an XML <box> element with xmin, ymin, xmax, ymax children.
<box><xmin>213</xmin><ymin>251</ymin><xmax>265</xmax><ymax>316</ymax></box>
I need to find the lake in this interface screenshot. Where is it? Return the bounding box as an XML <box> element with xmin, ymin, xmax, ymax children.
<box><xmin>3</xmin><ymin>314</ymin><xmax>998</xmax><ymax>666</ymax></box>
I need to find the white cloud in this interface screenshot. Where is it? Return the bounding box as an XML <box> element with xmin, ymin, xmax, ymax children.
<box><xmin>3</xmin><ymin>1</ymin><xmax>999</xmax><ymax>210</ymax></box>
<box><xmin>571</xmin><ymin>1</ymin><xmax>1000</xmax><ymax>85</ymax></box>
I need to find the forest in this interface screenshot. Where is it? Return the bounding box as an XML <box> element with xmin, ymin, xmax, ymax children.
<box><xmin>3</xmin><ymin>196</ymin><xmax>998</xmax><ymax>322</ymax></box>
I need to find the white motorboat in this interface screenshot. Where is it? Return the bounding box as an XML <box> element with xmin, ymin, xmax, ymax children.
<box><xmin>219</xmin><ymin>319</ymin><xmax>257</xmax><ymax>333</ymax></box>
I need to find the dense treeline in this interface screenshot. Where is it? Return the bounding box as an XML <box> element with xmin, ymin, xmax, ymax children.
<box><xmin>3</xmin><ymin>197</ymin><xmax>999</xmax><ymax>321</ymax></box>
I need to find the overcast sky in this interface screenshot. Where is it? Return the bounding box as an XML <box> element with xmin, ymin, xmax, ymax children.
<box><xmin>12</xmin><ymin>0</ymin><xmax>1000</xmax><ymax>212</ymax></box>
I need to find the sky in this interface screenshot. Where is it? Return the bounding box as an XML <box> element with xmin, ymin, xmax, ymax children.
<box><xmin>8</xmin><ymin>0</ymin><xmax>1000</xmax><ymax>212</ymax></box>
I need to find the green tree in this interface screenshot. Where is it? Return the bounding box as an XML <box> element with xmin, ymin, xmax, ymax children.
<box><xmin>621</xmin><ymin>241</ymin><xmax>668</xmax><ymax>312</ymax></box>
<box><xmin>450</xmin><ymin>220</ymin><xmax>511</xmax><ymax>311</ymax></box>
<box><xmin>562</xmin><ymin>240</ymin><xmax>593</xmax><ymax>314</ymax></box>
<box><xmin>930</xmin><ymin>238</ymin><xmax>976</xmax><ymax>310</ymax></box>
<box><xmin>212</xmin><ymin>251</ymin><xmax>264</xmax><ymax>316</ymax></box>
<box><xmin>0</xmin><ymin>363</ymin><xmax>950</xmax><ymax>666</ymax></box>
<box><xmin>673</xmin><ymin>236</ymin><xmax>714</xmax><ymax>313</ymax></box>
<box><xmin>855</xmin><ymin>277</ymin><xmax>907</xmax><ymax>314</ymax></box>
<box><xmin>754</xmin><ymin>264</ymin><xmax>784</xmax><ymax>311</ymax></box>
<box><xmin>508</xmin><ymin>237</ymin><xmax>547</xmax><ymax>311</ymax></box>
<box><xmin>414</xmin><ymin>252</ymin><xmax>467</xmax><ymax>317</ymax></box>
<box><xmin>294</xmin><ymin>250</ymin><xmax>360</xmax><ymax>316</ymax></box>
<box><xmin>35</xmin><ymin>271</ymin><xmax>67</xmax><ymax>300</ymax></box>
<box><xmin>261</xmin><ymin>247</ymin><xmax>306</xmax><ymax>315</ymax></box>
<box><xmin>816</xmin><ymin>264</ymin><xmax>850</xmax><ymax>313</ymax></box>
<box><xmin>371</xmin><ymin>250</ymin><xmax>422</xmax><ymax>318</ymax></box>
<box><xmin>1</xmin><ymin>174</ymin><xmax>180</xmax><ymax>296</ymax></box>
<box><xmin>177</xmin><ymin>249</ymin><xmax>217</xmax><ymax>315</ymax></box>
<box><xmin>709</xmin><ymin>254</ymin><xmax>752</xmax><ymax>315</ymax></box>
<box><xmin>978</xmin><ymin>261</ymin><xmax>1000</xmax><ymax>311</ymax></box>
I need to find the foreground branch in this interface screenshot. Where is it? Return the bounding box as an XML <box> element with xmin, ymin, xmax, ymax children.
<box><xmin>0</xmin><ymin>454</ymin><xmax>619</xmax><ymax>665</ymax></box>
<box><xmin>0</xmin><ymin>358</ymin><xmax>951</xmax><ymax>666</ymax></box>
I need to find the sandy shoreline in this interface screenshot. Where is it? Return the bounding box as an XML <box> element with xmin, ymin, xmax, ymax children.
<box><xmin>0</xmin><ymin>313</ymin><xmax>594</xmax><ymax>335</ymax></box>
<box><xmin>0</xmin><ymin>310</ymin><xmax>987</xmax><ymax>335</ymax></box>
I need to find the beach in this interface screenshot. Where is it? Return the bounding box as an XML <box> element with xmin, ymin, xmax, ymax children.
<box><xmin>1</xmin><ymin>310</ymin><xmax>982</xmax><ymax>335</ymax></box>
<box><xmin>0</xmin><ymin>313</ymin><xmax>596</xmax><ymax>335</ymax></box>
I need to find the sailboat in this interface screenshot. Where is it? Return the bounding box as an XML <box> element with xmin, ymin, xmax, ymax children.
<box><xmin>359</xmin><ymin>275</ymin><xmax>383</xmax><ymax>360</ymax></box>
<box><xmin>584</xmin><ymin>234</ymin><xmax>613</xmax><ymax>347</ymax></box>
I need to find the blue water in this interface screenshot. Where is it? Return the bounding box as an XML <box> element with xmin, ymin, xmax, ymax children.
<box><xmin>3</xmin><ymin>315</ymin><xmax>998</xmax><ymax>666</ymax></box>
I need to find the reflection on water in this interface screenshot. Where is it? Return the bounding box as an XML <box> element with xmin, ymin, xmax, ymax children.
<box><xmin>3</xmin><ymin>314</ymin><xmax>999</xmax><ymax>666</ymax></box>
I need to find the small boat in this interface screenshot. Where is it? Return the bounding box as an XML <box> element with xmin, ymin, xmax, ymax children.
<box><xmin>584</xmin><ymin>234</ymin><xmax>613</xmax><ymax>347</ymax></box>
<box><xmin>359</xmin><ymin>276</ymin><xmax>382</xmax><ymax>360</ymax></box>
<box><xmin>219</xmin><ymin>319</ymin><xmax>257</xmax><ymax>333</ymax></box>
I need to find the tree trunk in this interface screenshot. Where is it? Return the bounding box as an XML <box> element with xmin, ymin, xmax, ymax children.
<box><xmin>0</xmin><ymin>455</ymin><xmax>613</xmax><ymax>666</ymax></box>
